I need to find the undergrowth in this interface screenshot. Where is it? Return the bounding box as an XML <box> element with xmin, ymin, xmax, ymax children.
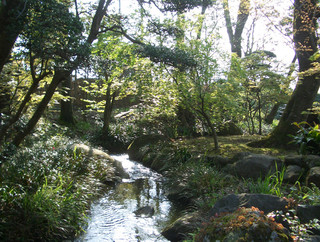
<box><xmin>0</xmin><ymin>120</ymin><xmax>110</xmax><ymax>241</ymax></box>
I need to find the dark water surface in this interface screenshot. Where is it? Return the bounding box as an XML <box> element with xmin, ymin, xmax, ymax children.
<box><xmin>77</xmin><ymin>154</ymin><xmax>179</xmax><ymax>241</ymax></box>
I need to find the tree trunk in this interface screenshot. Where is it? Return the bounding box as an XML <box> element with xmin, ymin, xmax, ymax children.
<box><xmin>0</xmin><ymin>0</ymin><xmax>29</xmax><ymax>73</ymax></box>
<box><xmin>223</xmin><ymin>0</ymin><xmax>250</xmax><ymax>57</ymax></box>
<box><xmin>177</xmin><ymin>106</ymin><xmax>196</xmax><ymax>137</ymax></box>
<box><xmin>0</xmin><ymin>78</ymin><xmax>41</xmax><ymax>142</ymax></box>
<box><xmin>60</xmin><ymin>75</ymin><xmax>75</xmax><ymax>125</ymax></box>
<box><xmin>265</xmin><ymin>103</ymin><xmax>281</xmax><ymax>124</ymax></box>
<box><xmin>102</xmin><ymin>81</ymin><xmax>114</xmax><ymax>135</ymax></box>
<box><xmin>0</xmin><ymin>62</ymin><xmax>51</xmax><ymax>143</ymax></box>
<box><xmin>9</xmin><ymin>0</ymin><xmax>113</xmax><ymax>147</ymax></box>
<box><xmin>251</xmin><ymin>0</ymin><xmax>320</xmax><ymax>147</ymax></box>
<box><xmin>13</xmin><ymin>69</ymin><xmax>71</xmax><ymax>146</ymax></box>
<box><xmin>200</xmin><ymin>110</ymin><xmax>219</xmax><ymax>150</ymax></box>
<box><xmin>257</xmin><ymin>92</ymin><xmax>262</xmax><ymax>135</ymax></box>
<box><xmin>264</xmin><ymin>55</ymin><xmax>297</xmax><ymax>124</ymax></box>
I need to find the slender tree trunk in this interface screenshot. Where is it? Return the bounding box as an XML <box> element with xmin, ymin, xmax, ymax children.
<box><xmin>265</xmin><ymin>103</ymin><xmax>281</xmax><ymax>124</ymax></box>
<box><xmin>0</xmin><ymin>66</ymin><xmax>51</xmax><ymax>143</ymax></box>
<box><xmin>13</xmin><ymin>69</ymin><xmax>71</xmax><ymax>146</ymax></box>
<box><xmin>0</xmin><ymin>79</ymin><xmax>41</xmax><ymax>142</ymax></box>
<box><xmin>257</xmin><ymin>92</ymin><xmax>262</xmax><ymax>135</ymax></box>
<box><xmin>223</xmin><ymin>0</ymin><xmax>250</xmax><ymax>57</ymax></box>
<box><xmin>198</xmin><ymin>96</ymin><xmax>219</xmax><ymax>150</ymax></box>
<box><xmin>102</xmin><ymin>81</ymin><xmax>114</xmax><ymax>134</ymax></box>
<box><xmin>199</xmin><ymin>110</ymin><xmax>219</xmax><ymax>150</ymax></box>
<box><xmin>60</xmin><ymin>75</ymin><xmax>75</xmax><ymax>124</ymax></box>
<box><xmin>10</xmin><ymin>0</ymin><xmax>113</xmax><ymax>147</ymax></box>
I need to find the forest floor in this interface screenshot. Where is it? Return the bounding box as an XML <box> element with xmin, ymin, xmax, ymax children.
<box><xmin>174</xmin><ymin>135</ymin><xmax>297</xmax><ymax>158</ymax></box>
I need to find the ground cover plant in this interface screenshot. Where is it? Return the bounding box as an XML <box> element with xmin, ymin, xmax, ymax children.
<box><xmin>0</xmin><ymin>120</ymin><xmax>112</xmax><ymax>241</ymax></box>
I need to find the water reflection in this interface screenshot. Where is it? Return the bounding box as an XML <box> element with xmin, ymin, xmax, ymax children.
<box><xmin>77</xmin><ymin>154</ymin><xmax>174</xmax><ymax>241</ymax></box>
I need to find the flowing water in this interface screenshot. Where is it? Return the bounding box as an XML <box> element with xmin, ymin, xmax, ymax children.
<box><xmin>77</xmin><ymin>154</ymin><xmax>179</xmax><ymax>241</ymax></box>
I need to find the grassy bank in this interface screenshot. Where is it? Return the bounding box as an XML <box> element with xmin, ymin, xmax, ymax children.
<box><xmin>0</xmin><ymin>120</ymin><xmax>114</xmax><ymax>241</ymax></box>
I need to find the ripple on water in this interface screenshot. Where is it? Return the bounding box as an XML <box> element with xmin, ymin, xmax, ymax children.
<box><xmin>77</xmin><ymin>154</ymin><xmax>172</xmax><ymax>242</ymax></box>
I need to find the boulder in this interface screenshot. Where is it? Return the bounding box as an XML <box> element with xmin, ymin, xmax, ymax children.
<box><xmin>197</xmin><ymin>207</ymin><xmax>292</xmax><ymax>242</ymax></box>
<box><xmin>231</xmin><ymin>151</ymin><xmax>254</xmax><ymax>163</ymax></box>
<box><xmin>284</xmin><ymin>155</ymin><xmax>320</xmax><ymax>169</ymax></box>
<box><xmin>305</xmin><ymin>155</ymin><xmax>320</xmax><ymax>169</ymax></box>
<box><xmin>306</xmin><ymin>166</ymin><xmax>320</xmax><ymax>187</ymax></box>
<box><xmin>205</xmin><ymin>155</ymin><xmax>231</xmax><ymax>168</ymax></box>
<box><xmin>127</xmin><ymin>134</ymin><xmax>169</xmax><ymax>161</ymax></box>
<box><xmin>161</xmin><ymin>212</ymin><xmax>204</xmax><ymax>242</ymax></box>
<box><xmin>209</xmin><ymin>193</ymin><xmax>289</xmax><ymax>217</ymax></box>
<box><xmin>284</xmin><ymin>165</ymin><xmax>304</xmax><ymax>184</ymax></box>
<box><xmin>217</xmin><ymin>121</ymin><xmax>243</xmax><ymax>136</ymax></box>
<box><xmin>305</xmin><ymin>235</ymin><xmax>320</xmax><ymax>241</ymax></box>
<box><xmin>297</xmin><ymin>205</ymin><xmax>320</xmax><ymax>236</ymax></box>
<box><xmin>133</xmin><ymin>206</ymin><xmax>155</xmax><ymax>217</ymax></box>
<box><xmin>284</xmin><ymin>155</ymin><xmax>305</xmax><ymax>167</ymax></box>
<box><xmin>229</xmin><ymin>153</ymin><xmax>283</xmax><ymax>180</ymax></box>
<box><xmin>71</xmin><ymin>143</ymin><xmax>114</xmax><ymax>160</ymax></box>
<box><xmin>297</xmin><ymin>205</ymin><xmax>320</xmax><ymax>224</ymax></box>
<box><xmin>166</xmin><ymin>182</ymin><xmax>193</xmax><ymax>204</ymax></box>
<box><xmin>70</xmin><ymin>144</ymin><xmax>129</xmax><ymax>181</ymax></box>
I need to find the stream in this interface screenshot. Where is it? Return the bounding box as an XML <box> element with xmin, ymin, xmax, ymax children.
<box><xmin>77</xmin><ymin>154</ymin><xmax>179</xmax><ymax>241</ymax></box>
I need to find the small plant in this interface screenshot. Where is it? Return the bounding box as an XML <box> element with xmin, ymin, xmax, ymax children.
<box><xmin>289</xmin><ymin>182</ymin><xmax>320</xmax><ymax>205</ymax></box>
<box><xmin>244</xmin><ymin>163</ymin><xmax>286</xmax><ymax>197</ymax></box>
<box><xmin>269</xmin><ymin>209</ymin><xmax>320</xmax><ymax>241</ymax></box>
<box><xmin>290</xmin><ymin>122</ymin><xmax>320</xmax><ymax>155</ymax></box>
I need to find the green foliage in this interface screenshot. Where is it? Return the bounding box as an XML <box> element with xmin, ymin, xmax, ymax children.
<box><xmin>165</xmin><ymin>153</ymin><xmax>238</xmax><ymax>206</ymax></box>
<box><xmin>228</xmin><ymin>53</ymin><xmax>289</xmax><ymax>134</ymax></box>
<box><xmin>290</xmin><ymin>122</ymin><xmax>320</xmax><ymax>155</ymax></box>
<box><xmin>0</xmin><ymin>122</ymin><xmax>111</xmax><ymax>240</ymax></box>
<box><xmin>138</xmin><ymin>44</ymin><xmax>197</xmax><ymax>70</ymax></box>
<box><xmin>270</xmin><ymin>209</ymin><xmax>320</xmax><ymax>241</ymax></box>
<box><xmin>161</xmin><ymin>0</ymin><xmax>214</xmax><ymax>13</ymax></box>
<box><xmin>288</xmin><ymin>182</ymin><xmax>320</xmax><ymax>205</ymax></box>
<box><xmin>20</xmin><ymin>0</ymin><xmax>87</xmax><ymax>66</ymax></box>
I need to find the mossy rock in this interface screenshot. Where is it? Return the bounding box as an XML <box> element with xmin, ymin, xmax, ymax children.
<box><xmin>218</xmin><ymin>121</ymin><xmax>243</xmax><ymax>136</ymax></box>
<box><xmin>195</xmin><ymin>207</ymin><xmax>292</xmax><ymax>242</ymax></box>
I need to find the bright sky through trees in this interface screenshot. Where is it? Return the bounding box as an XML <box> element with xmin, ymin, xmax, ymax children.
<box><xmin>78</xmin><ymin>0</ymin><xmax>295</xmax><ymax>67</ymax></box>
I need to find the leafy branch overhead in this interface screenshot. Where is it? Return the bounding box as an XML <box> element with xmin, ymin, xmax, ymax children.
<box><xmin>105</xmin><ymin>15</ymin><xmax>198</xmax><ymax>70</ymax></box>
<box><xmin>159</xmin><ymin>0</ymin><xmax>215</xmax><ymax>13</ymax></box>
<box><xmin>137</xmin><ymin>44</ymin><xmax>197</xmax><ymax>70</ymax></box>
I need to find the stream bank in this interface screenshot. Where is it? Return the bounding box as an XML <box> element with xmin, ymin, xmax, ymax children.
<box><xmin>127</xmin><ymin>135</ymin><xmax>320</xmax><ymax>241</ymax></box>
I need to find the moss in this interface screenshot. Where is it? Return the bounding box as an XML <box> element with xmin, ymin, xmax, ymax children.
<box><xmin>174</xmin><ymin>135</ymin><xmax>295</xmax><ymax>158</ymax></box>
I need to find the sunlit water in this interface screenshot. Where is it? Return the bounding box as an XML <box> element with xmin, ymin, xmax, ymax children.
<box><xmin>77</xmin><ymin>154</ymin><xmax>178</xmax><ymax>241</ymax></box>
